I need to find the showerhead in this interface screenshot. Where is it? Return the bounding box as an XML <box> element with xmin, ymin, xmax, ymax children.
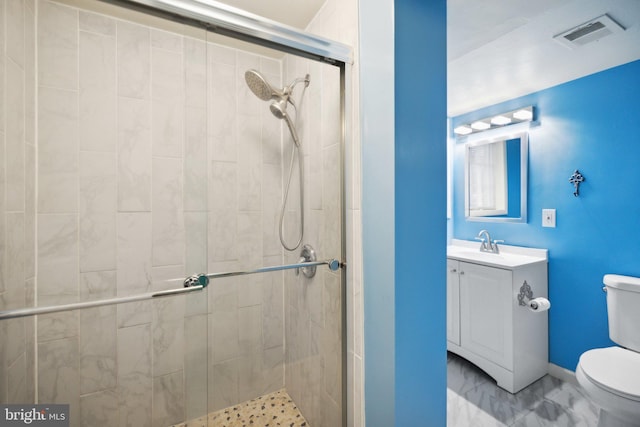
<box><xmin>244</xmin><ymin>69</ymin><xmax>280</xmax><ymax>101</ymax></box>
<box><xmin>269</xmin><ymin>99</ymin><xmax>287</xmax><ymax>119</ymax></box>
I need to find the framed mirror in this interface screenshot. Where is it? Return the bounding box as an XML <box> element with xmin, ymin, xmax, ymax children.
<box><xmin>465</xmin><ymin>132</ymin><xmax>528</xmax><ymax>223</ymax></box>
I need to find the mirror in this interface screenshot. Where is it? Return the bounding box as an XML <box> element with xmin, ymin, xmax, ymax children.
<box><xmin>465</xmin><ymin>132</ymin><xmax>528</xmax><ymax>223</ymax></box>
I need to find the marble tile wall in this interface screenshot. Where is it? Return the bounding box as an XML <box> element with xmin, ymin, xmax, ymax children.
<box><xmin>282</xmin><ymin>0</ymin><xmax>363</xmax><ymax>425</ymax></box>
<box><xmin>281</xmin><ymin>48</ymin><xmax>345</xmax><ymax>427</ymax></box>
<box><xmin>29</xmin><ymin>0</ymin><xmax>286</xmax><ymax>425</ymax></box>
<box><xmin>0</xmin><ymin>0</ymin><xmax>37</xmax><ymax>407</ymax></box>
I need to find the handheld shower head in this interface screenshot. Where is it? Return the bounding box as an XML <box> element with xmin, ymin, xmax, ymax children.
<box><xmin>271</xmin><ymin>100</ymin><xmax>300</xmax><ymax>147</ymax></box>
<box><xmin>244</xmin><ymin>69</ymin><xmax>281</xmax><ymax>101</ymax></box>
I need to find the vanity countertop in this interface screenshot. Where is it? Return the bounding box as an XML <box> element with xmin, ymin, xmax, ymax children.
<box><xmin>447</xmin><ymin>239</ymin><xmax>548</xmax><ymax>269</ymax></box>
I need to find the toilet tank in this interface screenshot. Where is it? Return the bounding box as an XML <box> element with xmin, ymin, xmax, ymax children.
<box><xmin>604</xmin><ymin>274</ymin><xmax>640</xmax><ymax>352</ymax></box>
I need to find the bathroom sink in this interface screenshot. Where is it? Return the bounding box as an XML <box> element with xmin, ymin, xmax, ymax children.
<box><xmin>447</xmin><ymin>239</ymin><xmax>547</xmax><ymax>268</ymax></box>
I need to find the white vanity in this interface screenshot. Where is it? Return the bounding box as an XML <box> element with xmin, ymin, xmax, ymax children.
<box><xmin>447</xmin><ymin>239</ymin><xmax>549</xmax><ymax>393</ymax></box>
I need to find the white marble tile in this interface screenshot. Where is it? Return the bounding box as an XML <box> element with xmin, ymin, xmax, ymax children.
<box><xmin>152</xmin><ymin>210</ymin><xmax>185</xmax><ymax>267</ymax></box>
<box><xmin>237</xmin><ymin>353</ymin><xmax>262</xmax><ymax>403</ymax></box>
<box><xmin>447</xmin><ymin>388</ymin><xmax>508</xmax><ymax>427</ymax></box>
<box><xmin>209</xmin><ymin>358</ymin><xmax>238</xmax><ymax>412</ymax></box>
<box><xmin>117</xmin><ymin>324</ymin><xmax>152</xmax><ymax>427</ymax></box>
<box><xmin>7</xmin><ymin>353</ymin><xmax>27</xmax><ymax>404</ymax></box>
<box><xmin>79</xmin><ymin>31</ymin><xmax>116</xmax><ymax>152</ymax></box>
<box><xmin>237</xmin><ymin>115</ymin><xmax>262</xmax><ymax>212</ymax></box>
<box><xmin>117</xmin><ymin>21</ymin><xmax>150</xmax><ymax>99</ymax></box>
<box><xmin>152</xmin><ymin>47</ymin><xmax>183</xmax><ymax>100</ymax></box>
<box><xmin>38</xmin><ymin>337</ymin><xmax>80</xmax><ymax>408</ymax></box>
<box><xmin>151</xmin><ymin>28</ymin><xmax>182</xmax><ymax>52</ymax></box>
<box><xmin>207</xmin><ymin>42</ymin><xmax>235</xmax><ymax>66</ymax></box>
<box><xmin>79</xmin><ymin>11</ymin><xmax>115</xmax><ymax>36</ymax></box>
<box><xmin>237</xmin><ymin>212</ymin><xmax>262</xmax><ymax>269</ymax></box>
<box><xmin>5</xmin><ymin>213</ymin><xmax>25</xmax><ymax>293</ymax></box>
<box><xmin>24</xmin><ymin>7</ymin><xmax>36</xmax><ymax>146</ymax></box>
<box><xmin>152</xmin><ymin>279</ymin><xmax>185</xmax><ymax>375</ymax></box>
<box><xmin>37</xmin><ymin>214</ymin><xmax>78</xmax><ymax>305</ymax></box>
<box><xmin>117</xmin><ymin>96</ymin><xmax>151</xmax><ymax>212</ymax></box>
<box><xmin>209</xmin><ymin>161</ymin><xmax>237</xmax><ymax>261</ymax></box>
<box><xmin>79</xmin><ymin>272</ymin><xmax>117</xmax><ymax>396</ymax></box>
<box><xmin>261</xmin><ymin>163</ymin><xmax>282</xmax><ymax>257</ymax></box>
<box><xmin>262</xmin><ymin>346</ymin><xmax>284</xmax><ymax>395</ymax></box>
<box><xmin>117</xmin><ymin>212</ymin><xmax>152</xmax><ymax>327</ymax></box>
<box><xmin>238</xmin><ymin>305</ymin><xmax>262</xmax><ymax>355</ymax></box>
<box><xmin>184</xmin><ymin>38</ymin><xmax>206</xmax><ymax>109</ymax></box>
<box><xmin>152</xmin><ymin>99</ymin><xmax>183</xmax><ymax>158</ymax></box>
<box><xmin>209</xmin><ymin>62</ymin><xmax>237</xmax><ymax>162</ymax></box>
<box><xmin>80</xmin><ymin>151</ymin><xmax>116</xmax><ymax>214</ymax></box>
<box><xmin>211</xmin><ymin>308</ymin><xmax>239</xmax><ymax>363</ymax></box>
<box><xmin>38</xmin><ymin>1</ymin><xmax>78</xmax><ymax>90</ymax></box>
<box><xmin>6</xmin><ymin>0</ymin><xmax>24</xmax><ymax>67</ymax></box>
<box><xmin>184</xmin><ymin>106</ymin><xmax>207</xmax><ymax>212</ymax></box>
<box><xmin>38</xmin><ymin>86</ymin><xmax>79</xmax><ymax>213</ymax></box>
<box><xmin>184</xmin><ymin>314</ymin><xmax>208</xmax><ymax>420</ymax></box>
<box><xmin>37</xmin><ymin>310</ymin><xmax>78</xmax><ymax>343</ymax></box>
<box><xmin>6</xmin><ymin>59</ymin><xmax>25</xmax><ymax>212</ymax></box>
<box><xmin>153</xmin><ymin>157</ymin><xmax>182</xmax><ymax>211</ymax></box>
<box><xmin>79</xmin><ymin>303</ymin><xmax>117</xmax><ymax>394</ymax></box>
<box><xmin>80</xmin><ymin>389</ymin><xmax>119</xmax><ymax>427</ymax></box>
<box><xmin>262</xmin><ymin>267</ymin><xmax>284</xmax><ymax>350</ymax></box>
<box><xmin>511</xmin><ymin>399</ymin><xmax>597</xmax><ymax>427</ymax></box>
<box><xmin>80</xmin><ymin>214</ymin><xmax>117</xmax><ymax>273</ymax></box>
<box><xmin>5</xmin><ymin>313</ymin><xmax>26</xmax><ymax>369</ymax></box>
<box><xmin>0</xmin><ymin>321</ymin><xmax>7</xmax><ymax>403</ymax></box>
<box><xmin>323</xmin><ymin>143</ymin><xmax>342</xmax><ymax>258</ymax></box>
<box><xmin>153</xmin><ymin>371</ymin><xmax>185</xmax><ymax>426</ymax></box>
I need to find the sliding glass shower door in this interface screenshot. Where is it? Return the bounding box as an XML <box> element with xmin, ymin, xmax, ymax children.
<box><xmin>0</xmin><ymin>0</ymin><xmax>346</xmax><ymax>425</ymax></box>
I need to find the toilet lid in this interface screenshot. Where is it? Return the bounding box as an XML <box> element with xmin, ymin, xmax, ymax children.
<box><xmin>579</xmin><ymin>347</ymin><xmax>640</xmax><ymax>401</ymax></box>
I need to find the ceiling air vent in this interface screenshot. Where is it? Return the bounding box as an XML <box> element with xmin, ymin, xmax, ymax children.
<box><xmin>553</xmin><ymin>14</ymin><xmax>625</xmax><ymax>49</ymax></box>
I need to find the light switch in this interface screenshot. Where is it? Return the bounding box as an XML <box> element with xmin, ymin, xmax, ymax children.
<box><xmin>542</xmin><ymin>209</ymin><xmax>556</xmax><ymax>228</ymax></box>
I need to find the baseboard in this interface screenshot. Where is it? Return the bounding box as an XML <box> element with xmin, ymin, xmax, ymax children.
<box><xmin>548</xmin><ymin>363</ymin><xmax>578</xmax><ymax>386</ymax></box>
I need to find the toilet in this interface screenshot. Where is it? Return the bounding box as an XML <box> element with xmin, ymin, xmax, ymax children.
<box><xmin>576</xmin><ymin>274</ymin><xmax>640</xmax><ymax>427</ymax></box>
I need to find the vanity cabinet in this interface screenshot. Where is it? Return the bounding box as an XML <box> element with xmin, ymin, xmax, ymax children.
<box><xmin>447</xmin><ymin>240</ymin><xmax>548</xmax><ymax>393</ymax></box>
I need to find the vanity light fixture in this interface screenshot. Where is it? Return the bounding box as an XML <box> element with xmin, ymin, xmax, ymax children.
<box><xmin>454</xmin><ymin>106</ymin><xmax>534</xmax><ymax>137</ymax></box>
<box><xmin>471</xmin><ymin>121</ymin><xmax>491</xmax><ymax>130</ymax></box>
<box><xmin>453</xmin><ymin>125</ymin><xmax>473</xmax><ymax>135</ymax></box>
<box><xmin>490</xmin><ymin>115</ymin><xmax>512</xmax><ymax>125</ymax></box>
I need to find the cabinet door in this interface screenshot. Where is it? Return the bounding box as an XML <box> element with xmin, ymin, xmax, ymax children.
<box><xmin>459</xmin><ymin>262</ymin><xmax>514</xmax><ymax>370</ymax></box>
<box><xmin>447</xmin><ymin>259</ymin><xmax>460</xmax><ymax>345</ymax></box>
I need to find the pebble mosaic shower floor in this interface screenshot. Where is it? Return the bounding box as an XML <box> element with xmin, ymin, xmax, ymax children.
<box><xmin>172</xmin><ymin>389</ymin><xmax>309</xmax><ymax>427</ymax></box>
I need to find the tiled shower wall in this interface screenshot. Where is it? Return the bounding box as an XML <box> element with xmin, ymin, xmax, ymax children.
<box><xmin>281</xmin><ymin>55</ymin><xmax>343</xmax><ymax>427</ymax></box>
<box><xmin>284</xmin><ymin>0</ymin><xmax>363</xmax><ymax>426</ymax></box>
<box><xmin>0</xmin><ymin>0</ymin><xmax>37</xmax><ymax>406</ymax></box>
<box><xmin>0</xmin><ymin>0</ymin><xmax>291</xmax><ymax>425</ymax></box>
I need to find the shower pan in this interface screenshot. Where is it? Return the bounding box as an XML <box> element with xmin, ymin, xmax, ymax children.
<box><xmin>0</xmin><ymin>0</ymin><xmax>352</xmax><ymax>426</ymax></box>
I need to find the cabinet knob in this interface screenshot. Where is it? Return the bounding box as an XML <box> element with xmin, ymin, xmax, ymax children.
<box><xmin>459</xmin><ymin>271</ymin><xmax>465</xmax><ymax>275</ymax></box>
<box><xmin>450</xmin><ymin>268</ymin><xmax>457</xmax><ymax>273</ymax></box>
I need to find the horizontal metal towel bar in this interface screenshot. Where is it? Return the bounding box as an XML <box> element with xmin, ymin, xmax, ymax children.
<box><xmin>0</xmin><ymin>259</ymin><xmax>341</xmax><ymax>321</ymax></box>
<box><xmin>204</xmin><ymin>258</ymin><xmax>341</xmax><ymax>279</ymax></box>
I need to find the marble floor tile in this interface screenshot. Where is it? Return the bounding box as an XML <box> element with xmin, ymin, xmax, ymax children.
<box><xmin>447</xmin><ymin>352</ymin><xmax>600</xmax><ymax>427</ymax></box>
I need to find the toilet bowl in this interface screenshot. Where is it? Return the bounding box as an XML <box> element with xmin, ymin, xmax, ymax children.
<box><xmin>576</xmin><ymin>274</ymin><xmax>640</xmax><ymax>427</ymax></box>
<box><xmin>576</xmin><ymin>346</ymin><xmax>640</xmax><ymax>427</ymax></box>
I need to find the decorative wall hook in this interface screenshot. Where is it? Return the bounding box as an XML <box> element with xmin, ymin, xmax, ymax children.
<box><xmin>569</xmin><ymin>170</ymin><xmax>585</xmax><ymax>197</ymax></box>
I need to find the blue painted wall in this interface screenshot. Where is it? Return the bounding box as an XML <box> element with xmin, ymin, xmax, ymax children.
<box><xmin>396</xmin><ymin>0</ymin><xmax>447</xmax><ymax>425</ymax></box>
<box><xmin>452</xmin><ymin>59</ymin><xmax>640</xmax><ymax>371</ymax></box>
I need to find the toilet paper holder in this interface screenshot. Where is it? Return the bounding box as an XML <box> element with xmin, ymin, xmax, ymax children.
<box><xmin>517</xmin><ymin>281</ymin><xmax>535</xmax><ymax>307</ymax></box>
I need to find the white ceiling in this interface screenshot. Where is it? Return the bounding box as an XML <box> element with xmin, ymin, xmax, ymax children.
<box><xmin>447</xmin><ymin>0</ymin><xmax>640</xmax><ymax>116</ymax></box>
<box><xmin>214</xmin><ymin>0</ymin><xmax>640</xmax><ymax>117</ymax></box>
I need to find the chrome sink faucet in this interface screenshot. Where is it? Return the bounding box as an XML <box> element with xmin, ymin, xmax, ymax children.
<box><xmin>475</xmin><ymin>229</ymin><xmax>503</xmax><ymax>254</ymax></box>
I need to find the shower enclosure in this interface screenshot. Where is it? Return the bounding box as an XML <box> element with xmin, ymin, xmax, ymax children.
<box><xmin>0</xmin><ymin>0</ymin><xmax>352</xmax><ymax>425</ymax></box>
